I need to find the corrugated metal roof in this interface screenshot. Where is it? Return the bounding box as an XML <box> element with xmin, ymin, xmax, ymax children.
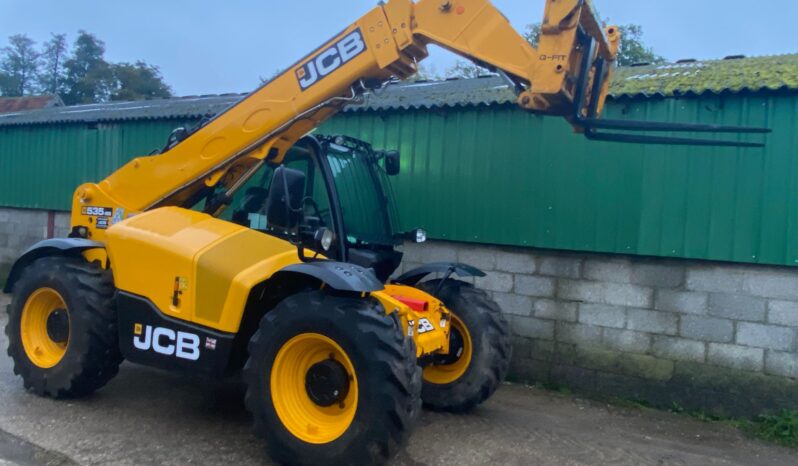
<box><xmin>611</xmin><ymin>54</ymin><xmax>798</xmax><ymax>98</ymax></box>
<box><xmin>0</xmin><ymin>54</ymin><xmax>795</xmax><ymax>127</ymax></box>
<box><xmin>346</xmin><ymin>76</ymin><xmax>516</xmax><ymax>112</ymax></box>
<box><xmin>0</xmin><ymin>78</ymin><xmax>513</xmax><ymax>127</ymax></box>
<box><xmin>0</xmin><ymin>95</ymin><xmax>63</xmax><ymax>114</ymax></box>
<box><xmin>0</xmin><ymin>94</ymin><xmax>243</xmax><ymax>127</ymax></box>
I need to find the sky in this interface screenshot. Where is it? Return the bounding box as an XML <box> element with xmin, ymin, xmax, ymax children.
<box><xmin>1</xmin><ymin>0</ymin><xmax>796</xmax><ymax>96</ymax></box>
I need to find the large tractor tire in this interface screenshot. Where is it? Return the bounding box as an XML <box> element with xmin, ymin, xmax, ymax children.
<box><xmin>5</xmin><ymin>256</ymin><xmax>123</xmax><ymax>398</ymax></box>
<box><xmin>417</xmin><ymin>279</ymin><xmax>511</xmax><ymax>412</ymax></box>
<box><xmin>243</xmin><ymin>290</ymin><xmax>421</xmax><ymax>466</ymax></box>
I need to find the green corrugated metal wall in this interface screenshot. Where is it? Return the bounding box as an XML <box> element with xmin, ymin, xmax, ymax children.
<box><xmin>1</xmin><ymin>92</ymin><xmax>796</xmax><ymax>266</ymax></box>
<box><xmin>320</xmin><ymin>93</ymin><xmax>798</xmax><ymax>266</ymax></box>
<box><xmin>0</xmin><ymin>119</ymin><xmax>198</xmax><ymax>210</ymax></box>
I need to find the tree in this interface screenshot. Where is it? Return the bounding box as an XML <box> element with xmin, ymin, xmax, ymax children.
<box><xmin>38</xmin><ymin>33</ymin><xmax>68</xmax><ymax>95</ymax></box>
<box><xmin>110</xmin><ymin>61</ymin><xmax>171</xmax><ymax>101</ymax></box>
<box><xmin>613</xmin><ymin>24</ymin><xmax>664</xmax><ymax>66</ymax></box>
<box><xmin>0</xmin><ymin>34</ymin><xmax>40</xmax><ymax>96</ymax></box>
<box><xmin>524</xmin><ymin>23</ymin><xmax>542</xmax><ymax>48</ymax></box>
<box><xmin>409</xmin><ymin>62</ymin><xmax>441</xmax><ymax>82</ymax></box>
<box><xmin>62</xmin><ymin>31</ymin><xmax>114</xmax><ymax>104</ymax></box>
<box><xmin>0</xmin><ymin>30</ymin><xmax>173</xmax><ymax>103</ymax></box>
<box><xmin>0</xmin><ymin>72</ymin><xmax>14</xmax><ymax>96</ymax></box>
<box><xmin>445</xmin><ymin>60</ymin><xmax>489</xmax><ymax>79</ymax></box>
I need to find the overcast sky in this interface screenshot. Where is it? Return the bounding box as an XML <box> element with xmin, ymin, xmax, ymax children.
<box><xmin>1</xmin><ymin>0</ymin><xmax>795</xmax><ymax>96</ymax></box>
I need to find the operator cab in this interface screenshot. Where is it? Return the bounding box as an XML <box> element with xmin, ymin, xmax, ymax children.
<box><xmin>224</xmin><ymin>135</ymin><xmax>409</xmax><ymax>282</ymax></box>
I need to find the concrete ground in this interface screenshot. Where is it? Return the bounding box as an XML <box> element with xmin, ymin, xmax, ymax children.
<box><xmin>0</xmin><ymin>296</ymin><xmax>796</xmax><ymax>466</ymax></box>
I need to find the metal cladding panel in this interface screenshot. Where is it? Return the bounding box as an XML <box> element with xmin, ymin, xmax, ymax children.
<box><xmin>1</xmin><ymin>92</ymin><xmax>797</xmax><ymax>266</ymax></box>
<box><xmin>320</xmin><ymin>93</ymin><xmax>798</xmax><ymax>267</ymax></box>
<box><xmin>0</xmin><ymin>119</ymin><xmax>198</xmax><ymax>211</ymax></box>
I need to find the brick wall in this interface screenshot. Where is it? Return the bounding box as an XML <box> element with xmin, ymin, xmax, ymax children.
<box><xmin>400</xmin><ymin>241</ymin><xmax>798</xmax><ymax>417</ymax></box>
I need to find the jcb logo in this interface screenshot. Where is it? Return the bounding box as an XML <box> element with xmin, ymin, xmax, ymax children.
<box><xmin>417</xmin><ymin>318</ymin><xmax>435</xmax><ymax>334</ymax></box>
<box><xmin>296</xmin><ymin>29</ymin><xmax>366</xmax><ymax>90</ymax></box>
<box><xmin>133</xmin><ymin>324</ymin><xmax>200</xmax><ymax>361</ymax></box>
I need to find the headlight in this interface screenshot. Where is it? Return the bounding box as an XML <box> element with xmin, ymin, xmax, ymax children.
<box><xmin>314</xmin><ymin>228</ymin><xmax>335</xmax><ymax>251</ymax></box>
<box><xmin>415</xmin><ymin>229</ymin><xmax>427</xmax><ymax>243</ymax></box>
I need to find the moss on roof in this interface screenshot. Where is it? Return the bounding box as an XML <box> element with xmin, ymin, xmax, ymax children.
<box><xmin>1</xmin><ymin>55</ymin><xmax>796</xmax><ymax>127</ymax></box>
<box><xmin>609</xmin><ymin>54</ymin><xmax>798</xmax><ymax>98</ymax></box>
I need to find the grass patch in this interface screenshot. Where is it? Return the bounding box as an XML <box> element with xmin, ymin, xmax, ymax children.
<box><xmin>668</xmin><ymin>404</ymin><xmax>798</xmax><ymax>447</ymax></box>
<box><xmin>667</xmin><ymin>403</ymin><xmax>798</xmax><ymax>446</ymax></box>
<box><xmin>743</xmin><ymin>410</ymin><xmax>798</xmax><ymax>447</ymax></box>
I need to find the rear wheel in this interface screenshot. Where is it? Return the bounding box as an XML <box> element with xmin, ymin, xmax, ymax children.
<box><xmin>243</xmin><ymin>291</ymin><xmax>421</xmax><ymax>466</ymax></box>
<box><xmin>417</xmin><ymin>279</ymin><xmax>511</xmax><ymax>412</ymax></box>
<box><xmin>5</xmin><ymin>256</ymin><xmax>123</xmax><ymax>398</ymax></box>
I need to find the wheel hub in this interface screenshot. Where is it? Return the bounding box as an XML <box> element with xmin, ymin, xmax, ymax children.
<box><xmin>46</xmin><ymin>308</ymin><xmax>70</xmax><ymax>344</ymax></box>
<box><xmin>435</xmin><ymin>326</ymin><xmax>465</xmax><ymax>366</ymax></box>
<box><xmin>305</xmin><ymin>358</ymin><xmax>351</xmax><ymax>407</ymax></box>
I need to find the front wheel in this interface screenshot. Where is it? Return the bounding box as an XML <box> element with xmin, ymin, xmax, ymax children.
<box><xmin>243</xmin><ymin>291</ymin><xmax>421</xmax><ymax>466</ymax></box>
<box><xmin>417</xmin><ymin>279</ymin><xmax>511</xmax><ymax>412</ymax></box>
<box><xmin>5</xmin><ymin>256</ymin><xmax>123</xmax><ymax>398</ymax></box>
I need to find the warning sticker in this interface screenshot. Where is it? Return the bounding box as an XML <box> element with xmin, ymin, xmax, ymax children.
<box><xmin>111</xmin><ymin>208</ymin><xmax>125</xmax><ymax>226</ymax></box>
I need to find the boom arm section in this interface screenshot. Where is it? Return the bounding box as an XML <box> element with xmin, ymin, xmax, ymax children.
<box><xmin>71</xmin><ymin>0</ymin><xmax>769</xmax><ymax>241</ymax></box>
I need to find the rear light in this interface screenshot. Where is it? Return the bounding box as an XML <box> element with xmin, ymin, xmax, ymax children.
<box><xmin>392</xmin><ymin>295</ymin><xmax>428</xmax><ymax>312</ymax></box>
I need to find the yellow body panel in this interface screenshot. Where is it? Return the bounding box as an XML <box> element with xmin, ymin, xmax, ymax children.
<box><xmin>105</xmin><ymin>208</ymin><xmax>451</xmax><ymax>357</ymax></box>
<box><xmin>81</xmin><ymin>248</ymin><xmax>108</xmax><ymax>269</ymax></box>
<box><xmin>105</xmin><ymin>207</ymin><xmax>301</xmax><ymax>333</ymax></box>
<box><xmin>373</xmin><ymin>285</ymin><xmax>451</xmax><ymax>358</ymax></box>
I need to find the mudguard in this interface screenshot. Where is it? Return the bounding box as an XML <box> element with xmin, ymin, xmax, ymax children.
<box><xmin>394</xmin><ymin>262</ymin><xmax>486</xmax><ymax>286</ymax></box>
<box><xmin>3</xmin><ymin>238</ymin><xmax>104</xmax><ymax>293</ymax></box>
<box><xmin>276</xmin><ymin>261</ymin><xmax>384</xmax><ymax>293</ymax></box>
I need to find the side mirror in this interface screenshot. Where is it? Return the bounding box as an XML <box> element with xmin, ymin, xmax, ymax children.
<box><xmin>384</xmin><ymin>150</ymin><xmax>400</xmax><ymax>176</ymax></box>
<box><xmin>266</xmin><ymin>166</ymin><xmax>306</xmax><ymax>230</ymax></box>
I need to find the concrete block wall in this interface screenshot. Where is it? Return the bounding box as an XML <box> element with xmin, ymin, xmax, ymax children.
<box><xmin>400</xmin><ymin>240</ymin><xmax>798</xmax><ymax>417</ymax></box>
<box><xmin>0</xmin><ymin>207</ymin><xmax>70</xmax><ymax>284</ymax></box>
<box><xmin>2</xmin><ymin>206</ymin><xmax>797</xmax><ymax>416</ymax></box>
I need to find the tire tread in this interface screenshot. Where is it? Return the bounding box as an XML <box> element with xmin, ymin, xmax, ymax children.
<box><xmin>418</xmin><ymin>279</ymin><xmax>511</xmax><ymax>412</ymax></box>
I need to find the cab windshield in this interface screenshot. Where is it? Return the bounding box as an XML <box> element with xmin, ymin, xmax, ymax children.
<box><xmin>221</xmin><ymin>136</ymin><xmax>400</xmax><ymax>250</ymax></box>
<box><xmin>325</xmin><ymin>141</ymin><xmax>400</xmax><ymax>247</ymax></box>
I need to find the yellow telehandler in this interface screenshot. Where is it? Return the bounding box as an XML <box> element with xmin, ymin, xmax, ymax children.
<box><xmin>3</xmin><ymin>1</ymin><xmax>767</xmax><ymax>464</ymax></box>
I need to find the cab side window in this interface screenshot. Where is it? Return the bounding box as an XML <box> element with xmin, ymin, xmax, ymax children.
<box><xmin>229</xmin><ymin>150</ymin><xmax>332</xmax><ymax>231</ymax></box>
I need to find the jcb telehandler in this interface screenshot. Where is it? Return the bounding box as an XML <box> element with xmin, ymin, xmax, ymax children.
<box><xmin>3</xmin><ymin>1</ymin><xmax>768</xmax><ymax>464</ymax></box>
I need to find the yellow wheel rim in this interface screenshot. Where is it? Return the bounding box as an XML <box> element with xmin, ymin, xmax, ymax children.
<box><xmin>271</xmin><ymin>333</ymin><xmax>358</xmax><ymax>444</ymax></box>
<box><xmin>423</xmin><ymin>314</ymin><xmax>473</xmax><ymax>385</ymax></box>
<box><xmin>20</xmin><ymin>288</ymin><xmax>70</xmax><ymax>369</ymax></box>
